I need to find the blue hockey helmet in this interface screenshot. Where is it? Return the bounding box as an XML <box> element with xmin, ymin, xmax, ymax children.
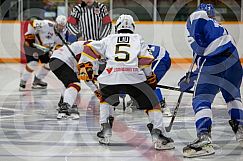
<box><xmin>198</xmin><ymin>3</ymin><xmax>215</xmax><ymax>18</ymax></box>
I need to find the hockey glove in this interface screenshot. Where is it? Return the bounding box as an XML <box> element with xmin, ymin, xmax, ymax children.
<box><xmin>146</xmin><ymin>72</ymin><xmax>157</xmax><ymax>90</ymax></box>
<box><xmin>178</xmin><ymin>69</ymin><xmax>198</xmax><ymax>92</ymax></box>
<box><xmin>77</xmin><ymin>62</ymin><xmax>94</xmax><ymax>81</ymax></box>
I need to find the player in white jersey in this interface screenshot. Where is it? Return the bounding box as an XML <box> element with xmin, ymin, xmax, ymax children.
<box><xmin>80</xmin><ymin>14</ymin><xmax>174</xmax><ymax>150</ymax></box>
<box><xmin>49</xmin><ymin>40</ymin><xmax>97</xmax><ymax>119</ymax></box>
<box><xmin>50</xmin><ymin>41</ymin><xmax>83</xmax><ymax>119</ymax></box>
<box><xmin>19</xmin><ymin>15</ymin><xmax>68</xmax><ymax>90</ymax></box>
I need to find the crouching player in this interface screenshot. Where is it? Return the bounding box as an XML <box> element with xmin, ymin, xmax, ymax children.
<box><xmin>80</xmin><ymin>14</ymin><xmax>174</xmax><ymax>150</ymax></box>
<box><xmin>50</xmin><ymin>41</ymin><xmax>93</xmax><ymax>120</ymax></box>
<box><xmin>20</xmin><ymin>15</ymin><xmax>68</xmax><ymax>90</ymax></box>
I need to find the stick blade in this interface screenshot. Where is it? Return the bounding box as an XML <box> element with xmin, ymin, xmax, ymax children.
<box><xmin>165</xmin><ymin>126</ymin><xmax>172</xmax><ymax>132</ymax></box>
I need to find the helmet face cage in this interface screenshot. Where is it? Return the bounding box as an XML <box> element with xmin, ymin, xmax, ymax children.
<box><xmin>198</xmin><ymin>3</ymin><xmax>215</xmax><ymax>18</ymax></box>
<box><xmin>115</xmin><ymin>14</ymin><xmax>135</xmax><ymax>33</ymax></box>
<box><xmin>55</xmin><ymin>15</ymin><xmax>67</xmax><ymax>32</ymax></box>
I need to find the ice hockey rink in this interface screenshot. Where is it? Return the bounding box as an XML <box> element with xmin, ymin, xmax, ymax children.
<box><xmin>0</xmin><ymin>63</ymin><xmax>242</xmax><ymax>161</ymax></box>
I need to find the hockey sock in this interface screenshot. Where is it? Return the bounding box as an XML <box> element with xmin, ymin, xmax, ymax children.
<box><xmin>154</xmin><ymin>88</ymin><xmax>163</xmax><ymax>102</ymax></box>
<box><xmin>36</xmin><ymin>63</ymin><xmax>50</xmax><ymax>80</ymax></box>
<box><xmin>100</xmin><ymin>102</ymin><xmax>110</xmax><ymax>124</ymax></box>
<box><xmin>63</xmin><ymin>86</ymin><xmax>79</xmax><ymax>106</ymax></box>
<box><xmin>147</xmin><ymin>109</ymin><xmax>165</xmax><ymax>132</ymax></box>
<box><xmin>21</xmin><ymin>61</ymin><xmax>38</xmax><ymax>81</ymax></box>
<box><xmin>195</xmin><ymin>108</ymin><xmax>212</xmax><ymax>135</ymax></box>
<box><xmin>228</xmin><ymin>100</ymin><xmax>243</xmax><ymax>125</ymax></box>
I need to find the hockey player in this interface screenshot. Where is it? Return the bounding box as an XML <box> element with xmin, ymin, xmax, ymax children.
<box><xmin>183</xmin><ymin>3</ymin><xmax>243</xmax><ymax>158</ymax></box>
<box><xmin>126</xmin><ymin>44</ymin><xmax>172</xmax><ymax>116</ymax></box>
<box><xmin>80</xmin><ymin>14</ymin><xmax>174</xmax><ymax>150</ymax></box>
<box><xmin>19</xmin><ymin>15</ymin><xmax>68</xmax><ymax>90</ymax></box>
<box><xmin>49</xmin><ymin>40</ymin><xmax>91</xmax><ymax>119</ymax></box>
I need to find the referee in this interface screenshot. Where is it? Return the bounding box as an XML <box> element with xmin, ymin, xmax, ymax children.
<box><xmin>67</xmin><ymin>0</ymin><xmax>112</xmax><ymax>41</ymax></box>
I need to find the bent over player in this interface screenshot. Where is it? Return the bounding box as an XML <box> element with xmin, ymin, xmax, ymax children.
<box><xmin>183</xmin><ymin>3</ymin><xmax>243</xmax><ymax>158</ymax></box>
<box><xmin>80</xmin><ymin>14</ymin><xmax>174</xmax><ymax>150</ymax></box>
<box><xmin>19</xmin><ymin>15</ymin><xmax>68</xmax><ymax>90</ymax></box>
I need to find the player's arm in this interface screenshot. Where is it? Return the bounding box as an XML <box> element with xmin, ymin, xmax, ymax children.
<box><xmin>99</xmin><ymin>5</ymin><xmax>112</xmax><ymax>39</ymax></box>
<box><xmin>139</xmin><ymin>37</ymin><xmax>157</xmax><ymax>89</ymax></box>
<box><xmin>78</xmin><ymin>40</ymin><xmax>106</xmax><ymax>81</ymax></box>
<box><xmin>186</xmin><ymin>11</ymin><xmax>209</xmax><ymax>56</ymax></box>
<box><xmin>138</xmin><ymin>37</ymin><xmax>154</xmax><ymax>76</ymax></box>
<box><xmin>24</xmin><ymin>21</ymin><xmax>36</xmax><ymax>47</ymax></box>
<box><xmin>67</xmin><ymin>6</ymin><xmax>80</xmax><ymax>35</ymax></box>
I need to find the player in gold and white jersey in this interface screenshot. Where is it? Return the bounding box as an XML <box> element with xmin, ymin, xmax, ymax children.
<box><xmin>50</xmin><ymin>40</ymin><xmax>99</xmax><ymax>119</ymax></box>
<box><xmin>80</xmin><ymin>14</ymin><xmax>175</xmax><ymax>150</ymax></box>
<box><xmin>19</xmin><ymin>15</ymin><xmax>68</xmax><ymax>90</ymax></box>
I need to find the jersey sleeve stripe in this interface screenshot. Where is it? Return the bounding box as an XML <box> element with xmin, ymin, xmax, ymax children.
<box><xmin>138</xmin><ymin>57</ymin><xmax>154</xmax><ymax>66</ymax></box>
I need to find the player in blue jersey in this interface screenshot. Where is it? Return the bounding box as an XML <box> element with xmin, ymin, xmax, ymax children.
<box><xmin>126</xmin><ymin>44</ymin><xmax>172</xmax><ymax>116</ymax></box>
<box><xmin>149</xmin><ymin>44</ymin><xmax>172</xmax><ymax>116</ymax></box>
<box><xmin>182</xmin><ymin>3</ymin><xmax>243</xmax><ymax>158</ymax></box>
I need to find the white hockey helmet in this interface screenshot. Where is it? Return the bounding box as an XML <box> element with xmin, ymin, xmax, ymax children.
<box><xmin>115</xmin><ymin>14</ymin><xmax>135</xmax><ymax>33</ymax></box>
<box><xmin>55</xmin><ymin>15</ymin><xmax>67</xmax><ymax>32</ymax></box>
<box><xmin>55</xmin><ymin>15</ymin><xmax>67</xmax><ymax>26</ymax></box>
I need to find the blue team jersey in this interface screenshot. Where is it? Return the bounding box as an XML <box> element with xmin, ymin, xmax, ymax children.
<box><xmin>186</xmin><ymin>10</ymin><xmax>236</xmax><ymax>57</ymax></box>
<box><xmin>148</xmin><ymin>44</ymin><xmax>171</xmax><ymax>81</ymax></box>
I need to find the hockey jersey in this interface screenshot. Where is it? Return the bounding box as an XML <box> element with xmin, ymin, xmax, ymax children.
<box><xmin>51</xmin><ymin>41</ymin><xmax>85</xmax><ymax>73</ymax></box>
<box><xmin>25</xmin><ymin>20</ymin><xmax>67</xmax><ymax>48</ymax></box>
<box><xmin>81</xmin><ymin>33</ymin><xmax>154</xmax><ymax>85</ymax></box>
<box><xmin>186</xmin><ymin>10</ymin><xmax>236</xmax><ymax>57</ymax></box>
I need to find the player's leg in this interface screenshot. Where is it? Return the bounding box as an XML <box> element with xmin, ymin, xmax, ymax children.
<box><xmin>50</xmin><ymin>58</ymin><xmax>81</xmax><ymax>119</ymax></box>
<box><xmin>154</xmin><ymin>88</ymin><xmax>171</xmax><ymax>116</ymax></box>
<box><xmin>19</xmin><ymin>46</ymin><xmax>41</xmax><ymax>91</ymax></box>
<box><xmin>127</xmin><ymin>82</ymin><xmax>174</xmax><ymax>150</ymax></box>
<box><xmin>32</xmin><ymin>52</ymin><xmax>51</xmax><ymax>89</ymax></box>
<box><xmin>153</xmin><ymin>52</ymin><xmax>171</xmax><ymax>116</ymax></box>
<box><xmin>183</xmin><ymin>58</ymin><xmax>221</xmax><ymax>157</ymax></box>
<box><xmin>221</xmin><ymin>58</ymin><xmax>243</xmax><ymax>147</ymax></box>
<box><xmin>96</xmin><ymin>84</ymin><xmax>119</xmax><ymax>145</ymax></box>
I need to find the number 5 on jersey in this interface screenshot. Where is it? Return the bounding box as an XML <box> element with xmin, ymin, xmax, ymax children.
<box><xmin>115</xmin><ymin>44</ymin><xmax>130</xmax><ymax>61</ymax></box>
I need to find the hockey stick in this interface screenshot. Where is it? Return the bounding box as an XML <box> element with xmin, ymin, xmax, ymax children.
<box><xmin>122</xmin><ymin>96</ymin><xmax>126</xmax><ymax>112</ymax></box>
<box><xmin>165</xmin><ymin>54</ymin><xmax>197</xmax><ymax>132</ymax></box>
<box><xmin>156</xmin><ymin>84</ymin><xmax>194</xmax><ymax>94</ymax></box>
<box><xmin>55</xmin><ymin>30</ymin><xmax>77</xmax><ymax>60</ymax></box>
<box><xmin>32</xmin><ymin>43</ymin><xmax>50</xmax><ymax>53</ymax></box>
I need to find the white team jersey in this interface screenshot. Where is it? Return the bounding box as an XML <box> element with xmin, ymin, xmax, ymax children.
<box><xmin>25</xmin><ymin>20</ymin><xmax>66</xmax><ymax>47</ymax></box>
<box><xmin>51</xmin><ymin>41</ymin><xmax>85</xmax><ymax>73</ymax></box>
<box><xmin>83</xmin><ymin>33</ymin><xmax>154</xmax><ymax>85</ymax></box>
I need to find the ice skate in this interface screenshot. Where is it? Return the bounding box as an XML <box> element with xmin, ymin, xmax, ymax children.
<box><xmin>147</xmin><ymin>123</ymin><xmax>174</xmax><ymax>150</ymax></box>
<box><xmin>97</xmin><ymin>116</ymin><xmax>114</xmax><ymax>145</ymax></box>
<box><xmin>229</xmin><ymin>119</ymin><xmax>243</xmax><ymax>147</ymax></box>
<box><xmin>126</xmin><ymin>99</ymin><xmax>138</xmax><ymax>111</ymax></box>
<box><xmin>56</xmin><ymin>102</ymin><xmax>70</xmax><ymax>119</ymax></box>
<box><xmin>32</xmin><ymin>76</ymin><xmax>47</xmax><ymax>89</ymax></box>
<box><xmin>160</xmin><ymin>99</ymin><xmax>172</xmax><ymax>117</ymax></box>
<box><xmin>183</xmin><ymin>133</ymin><xmax>215</xmax><ymax>158</ymax></box>
<box><xmin>57</xmin><ymin>96</ymin><xmax>63</xmax><ymax>108</ymax></box>
<box><xmin>68</xmin><ymin>104</ymin><xmax>80</xmax><ymax>120</ymax></box>
<box><xmin>19</xmin><ymin>80</ymin><xmax>27</xmax><ymax>91</ymax></box>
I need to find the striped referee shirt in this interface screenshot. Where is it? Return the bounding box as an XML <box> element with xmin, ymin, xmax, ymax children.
<box><xmin>67</xmin><ymin>1</ymin><xmax>112</xmax><ymax>40</ymax></box>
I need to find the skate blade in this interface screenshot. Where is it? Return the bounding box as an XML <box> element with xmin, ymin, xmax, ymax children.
<box><xmin>183</xmin><ymin>146</ymin><xmax>215</xmax><ymax>158</ymax></box>
<box><xmin>238</xmin><ymin>140</ymin><xmax>243</xmax><ymax>148</ymax></box>
<box><xmin>57</xmin><ymin>114</ymin><xmax>68</xmax><ymax>120</ymax></box>
<box><xmin>19</xmin><ymin>88</ymin><xmax>32</xmax><ymax>92</ymax></box>
<box><xmin>154</xmin><ymin>141</ymin><xmax>175</xmax><ymax>150</ymax></box>
<box><xmin>98</xmin><ymin>136</ymin><xmax>111</xmax><ymax>145</ymax></box>
<box><xmin>32</xmin><ymin>86</ymin><xmax>47</xmax><ymax>89</ymax></box>
<box><xmin>162</xmin><ymin>113</ymin><xmax>172</xmax><ymax>117</ymax></box>
<box><xmin>68</xmin><ymin>114</ymin><xmax>80</xmax><ymax>120</ymax></box>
